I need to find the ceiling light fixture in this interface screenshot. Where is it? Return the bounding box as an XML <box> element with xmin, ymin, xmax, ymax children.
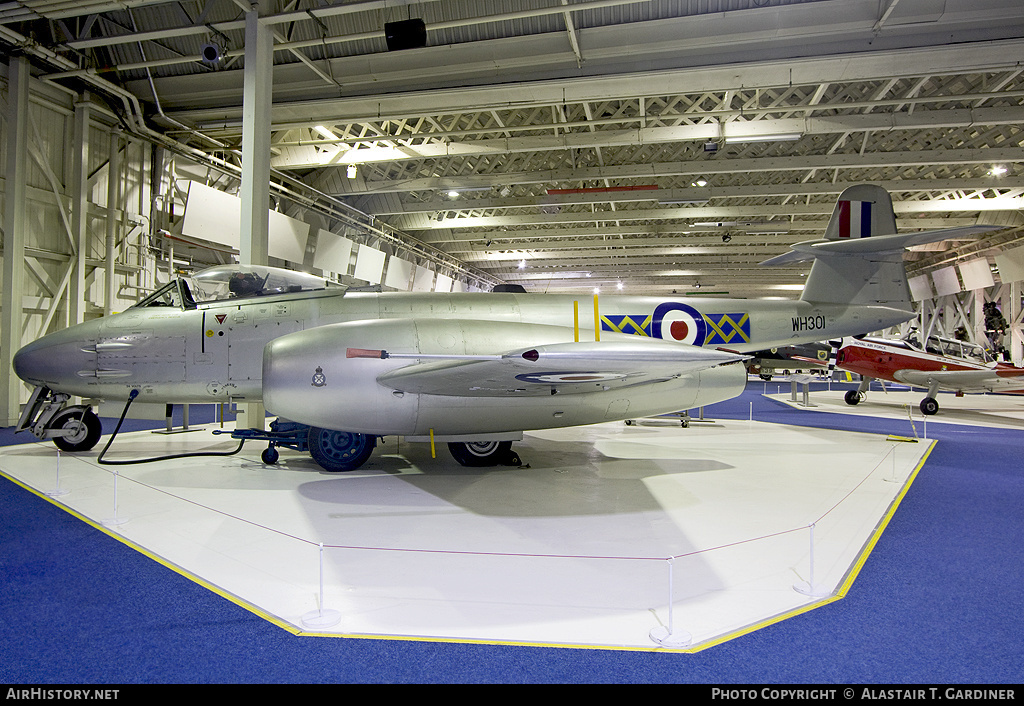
<box><xmin>691</xmin><ymin>176</ymin><xmax>708</xmax><ymax>187</ymax></box>
<box><xmin>990</xmin><ymin>165</ymin><xmax>1008</xmax><ymax>176</ymax></box>
<box><xmin>346</xmin><ymin>164</ymin><xmax>357</xmax><ymax>179</ymax></box>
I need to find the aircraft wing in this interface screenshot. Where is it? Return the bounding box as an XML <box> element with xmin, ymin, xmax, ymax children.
<box><xmin>894</xmin><ymin>367</ymin><xmax>1024</xmax><ymax>393</ymax></box>
<box><xmin>357</xmin><ymin>340</ymin><xmax>746</xmax><ymax>397</ymax></box>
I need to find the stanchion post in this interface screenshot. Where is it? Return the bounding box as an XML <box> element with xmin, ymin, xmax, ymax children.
<box><xmin>101</xmin><ymin>469</ymin><xmax>128</xmax><ymax>527</ymax></box>
<box><xmin>794</xmin><ymin>522</ymin><xmax>829</xmax><ymax>597</ymax></box>
<box><xmin>649</xmin><ymin>558</ymin><xmax>692</xmax><ymax>647</ymax></box>
<box><xmin>301</xmin><ymin>542</ymin><xmax>341</xmax><ymax>629</ymax></box>
<box><xmin>45</xmin><ymin>449</ymin><xmax>69</xmax><ymax>498</ymax></box>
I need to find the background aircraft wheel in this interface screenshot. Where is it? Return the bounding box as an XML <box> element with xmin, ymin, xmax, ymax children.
<box><xmin>448</xmin><ymin>440</ymin><xmax>513</xmax><ymax>467</ymax></box>
<box><xmin>844</xmin><ymin>390</ymin><xmax>862</xmax><ymax>406</ymax></box>
<box><xmin>261</xmin><ymin>445</ymin><xmax>279</xmax><ymax>465</ymax></box>
<box><xmin>920</xmin><ymin>397</ymin><xmax>940</xmax><ymax>416</ymax></box>
<box><xmin>308</xmin><ymin>427</ymin><xmax>376</xmax><ymax>472</ymax></box>
<box><xmin>51</xmin><ymin>408</ymin><xmax>102</xmax><ymax>452</ymax></box>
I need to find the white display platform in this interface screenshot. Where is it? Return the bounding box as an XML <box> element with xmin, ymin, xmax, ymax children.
<box><xmin>766</xmin><ymin>384</ymin><xmax>1024</xmax><ymax>431</ymax></box>
<box><xmin>0</xmin><ymin>416</ymin><xmax>931</xmax><ymax>651</ymax></box>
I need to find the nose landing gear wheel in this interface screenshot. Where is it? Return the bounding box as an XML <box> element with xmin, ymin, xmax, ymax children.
<box><xmin>919</xmin><ymin>397</ymin><xmax>939</xmax><ymax>416</ymax></box>
<box><xmin>844</xmin><ymin>390</ymin><xmax>863</xmax><ymax>406</ymax></box>
<box><xmin>308</xmin><ymin>427</ymin><xmax>376</xmax><ymax>472</ymax></box>
<box><xmin>51</xmin><ymin>408</ymin><xmax>102</xmax><ymax>452</ymax></box>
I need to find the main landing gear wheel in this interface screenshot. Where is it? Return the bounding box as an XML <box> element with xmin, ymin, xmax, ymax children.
<box><xmin>448</xmin><ymin>440</ymin><xmax>520</xmax><ymax>467</ymax></box>
<box><xmin>307</xmin><ymin>427</ymin><xmax>376</xmax><ymax>472</ymax></box>
<box><xmin>51</xmin><ymin>408</ymin><xmax>102</xmax><ymax>453</ymax></box>
<box><xmin>844</xmin><ymin>390</ymin><xmax>864</xmax><ymax>406</ymax></box>
<box><xmin>920</xmin><ymin>397</ymin><xmax>940</xmax><ymax>416</ymax></box>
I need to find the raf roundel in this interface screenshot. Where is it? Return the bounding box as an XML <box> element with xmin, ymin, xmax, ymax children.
<box><xmin>651</xmin><ymin>302</ymin><xmax>707</xmax><ymax>346</ymax></box>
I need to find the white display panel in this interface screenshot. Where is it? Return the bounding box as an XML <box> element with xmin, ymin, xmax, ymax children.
<box><xmin>412</xmin><ymin>265</ymin><xmax>435</xmax><ymax>291</ymax></box>
<box><xmin>434</xmin><ymin>273</ymin><xmax>453</xmax><ymax>292</ymax></box>
<box><xmin>931</xmin><ymin>266</ymin><xmax>961</xmax><ymax>297</ymax></box>
<box><xmin>181</xmin><ymin>181</ymin><xmax>310</xmax><ymax>262</ymax></box>
<box><xmin>908</xmin><ymin>274</ymin><xmax>934</xmax><ymax>301</ymax></box>
<box><xmin>994</xmin><ymin>245</ymin><xmax>1024</xmax><ymax>283</ymax></box>
<box><xmin>384</xmin><ymin>257</ymin><xmax>414</xmax><ymax>290</ymax></box>
<box><xmin>958</xmin><ymin>259</ymin><xmax>994</xmax><ymax>291</ymax></box>
<box><xmin>181</xmin><ymin>182</ymin><xmax>241</xmax><ymax>249</ymax></box>
<box><xmin>354</xmin><ymin>244</ymin><xmax>386</xmax><ymax>284</ymax></box>
<box><xmin>268</xmin><ymin>211</ymin><xmax>309</xmax><ymax>264</ymax></box>
<box><xmin>312</xmin><ymin>230</ymin><xmax>353</xmax><ymax>274</ymax></box>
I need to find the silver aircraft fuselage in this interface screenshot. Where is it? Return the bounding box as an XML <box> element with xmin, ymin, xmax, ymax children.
<box><xmin>13</xmin><ymin>282</ymin><xmax>911</xmax><ymax>436</ymax></box>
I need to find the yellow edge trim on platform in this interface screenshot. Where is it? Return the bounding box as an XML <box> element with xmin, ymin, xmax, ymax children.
<box><xmin>1</xmin><ymin>438</ymin><xmax>938</xmax><ymax>654</ymax></box>
<box><xmin>0</xmin><ymin>469</ymin><xmax>302</xmax><ymax>637</ymax></box>
<box><xmin>675</xmin><ymin>438</ymin><xmax>938</xmax><ymax>654</ymax></box>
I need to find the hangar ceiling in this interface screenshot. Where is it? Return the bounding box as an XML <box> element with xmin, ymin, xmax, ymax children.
<box><xmin>3</xmin><ymin>0</ymin><xmax>1024</xmax><ymax>297</ymax></box>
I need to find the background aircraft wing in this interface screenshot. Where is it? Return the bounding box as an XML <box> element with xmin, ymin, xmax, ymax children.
<box><xmin>364</xmin><ymin>340</ymin><xmax>746</xmax><ymax>397</ymax></box>
<box><xmin>895</xmin><ymin>368</ymin><xmax>1024</xmax><ymax>393</ymax></box>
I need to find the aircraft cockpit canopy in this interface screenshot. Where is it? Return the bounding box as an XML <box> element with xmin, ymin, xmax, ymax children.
<box><xmin>190</xmin><ymin>264</ymin><xmax>332</xmax><ymax>303</ymax></box>
<box><xmin>904</xmin><ymin>333</ymin><xmax>994</xmax><ymax>364</ymax></box>
<box><xmin>132</xmin><ymin>264</ymin><xmax>336</xmax><ymax>310</ymax></box>
<box><xmin>926</xmin><ymin>335</ymin><xmax>994</xmax><ymax>364</ymax></box>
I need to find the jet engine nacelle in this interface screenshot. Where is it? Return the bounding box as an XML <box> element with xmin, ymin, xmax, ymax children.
<box><xmin>262</xmin><ymin>318</ymin><xmax>746</xmax><ymax>437</ymax></box>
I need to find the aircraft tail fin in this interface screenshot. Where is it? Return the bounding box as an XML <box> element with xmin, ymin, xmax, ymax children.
<box><xmin>822</xmin><ymin>183</ymin><xmax>898</xmax><ymax>241</ymax></box>
<box><xmin>761</xmin><ymin>184</ymin><xmax>995</xmax><ymax>307</ymax></box>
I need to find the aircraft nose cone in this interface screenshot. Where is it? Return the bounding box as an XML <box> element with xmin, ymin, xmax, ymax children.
<box><xmin>13</xmin><ymin>332</ymin><xmax>95</xmax><ymax>389</ymax></box>
<box><xmin>13</xmin><ymin>338</ymin><xmax>59</xmax><ymax>385</ymax></box>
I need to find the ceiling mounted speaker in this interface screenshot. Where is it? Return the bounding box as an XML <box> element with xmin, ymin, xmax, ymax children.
<box><xmin>200</xmin><ymin>43</ymin><xmax>222</xmax><ymax>64</ymax></box>
<box><xmin>384</xmin><ymin>18</ymin><xmax>426</xmax><ymax>51</ymax></box>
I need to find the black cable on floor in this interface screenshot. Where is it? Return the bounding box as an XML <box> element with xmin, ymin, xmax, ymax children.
<box><xmin>97</xmin><ymin>389</ymin><xmax>245</xmax><ymax>465</ymax></box>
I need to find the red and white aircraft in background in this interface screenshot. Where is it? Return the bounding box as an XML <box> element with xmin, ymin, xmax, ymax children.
<box><xmin>834</xmin><ymin>334</ymin><xmax>1024</xmax><ymax>415</ymax></box>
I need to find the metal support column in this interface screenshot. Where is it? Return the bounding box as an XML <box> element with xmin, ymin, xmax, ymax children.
<box><xmin>239</xmin><ymin>6</ymin><xmax>272</xmax><ymax>269</ymax></box>
<box><xmin>105</xmin><ymin>129</ymin><xmax>122</xmax><ymax>316</ymax></box>
<box><xmin>238</xmin><ymin>6</ymin><xmax>273</xmax><ymax>429</ymax></box>
<box><xmin>2</xmin><ymin>57</ymin><xmax>29</xmax><ymax>426</ymax></box>
<box><xmin>69</xmin><ymin>95</ymin><xmax>91</xmax><ymax>326</ymax></box>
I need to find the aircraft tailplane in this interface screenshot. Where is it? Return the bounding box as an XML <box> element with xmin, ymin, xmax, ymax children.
<box><xmin>761</xmin><ymin>184</ymin><xmax>994</xmax><ymax>307</ymax></box>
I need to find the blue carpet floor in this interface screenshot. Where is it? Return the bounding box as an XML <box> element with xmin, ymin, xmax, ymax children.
<box><xmin>1</xmin><ymin>384</ymin><xmax>1021</xmax><ymax>684</ymax></box>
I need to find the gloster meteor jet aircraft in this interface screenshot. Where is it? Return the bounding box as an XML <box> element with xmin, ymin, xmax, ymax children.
<box><xmin>12</xmin><ymin>185</ymin><xmax>993</xmax><ymax>471</ymax></box>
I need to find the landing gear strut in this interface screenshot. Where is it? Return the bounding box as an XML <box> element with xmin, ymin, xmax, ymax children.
<box><xmin>919</xmin><ymin>380</ymin><xmax>942</xmax><ymax>416</ymax></box>
<box><xmin>17</xmin><ymin>386</ymin><xmax>103</xmax><ymax>452</ymax></box>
